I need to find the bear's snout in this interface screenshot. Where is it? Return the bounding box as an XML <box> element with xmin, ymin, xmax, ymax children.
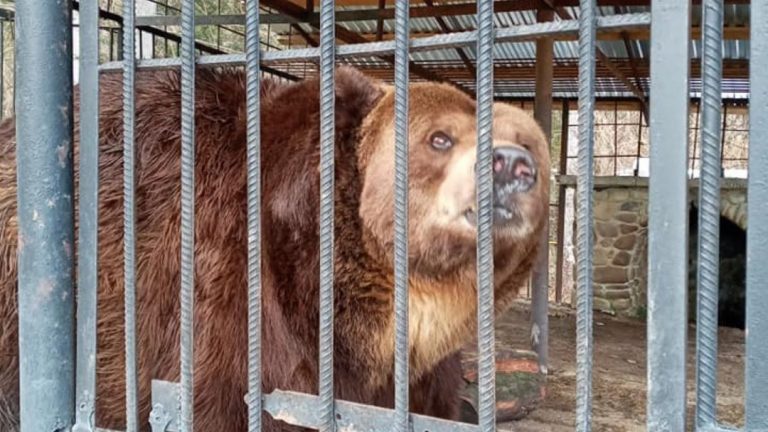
<box><xmin>492</xmin><ymin>145</ymin><xmax>537</xmax><ymax>195</ymax></box>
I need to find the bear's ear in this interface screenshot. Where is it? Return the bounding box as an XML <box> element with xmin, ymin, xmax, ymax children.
<box><xmin>334</xmin><ymin>66</ymin><xmax>386</xmax><ymax>132</ymax></box>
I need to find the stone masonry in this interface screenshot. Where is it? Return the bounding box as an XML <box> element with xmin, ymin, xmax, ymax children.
<box><xmin>565</xmin><ymin>176</ymin><xmax>747</xmax><ymax>318</ymax></box>
<box><xmin>590</xmin><ymin>188</ymin><xmax>648</xmax><ymax>315</ymax></box>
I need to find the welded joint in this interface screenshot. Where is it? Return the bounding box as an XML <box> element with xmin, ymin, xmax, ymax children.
<box><xmin>149</xmin><ymin>380</ymin><xmax>180</xmax><ymax>432</ymax></box>
<box><xmin>72</xmin><ymin>390</ymin><xmax>95</xmax><ymax>432</ymax></box>
<box><xmin>263</xmin><ymin>389</ymin><xmax>479</xmax><ymax>432</ymax></box>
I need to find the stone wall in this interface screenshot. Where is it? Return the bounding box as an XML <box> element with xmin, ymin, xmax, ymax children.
<box><xmin>563</xmin><ymin>176</ymin><xmax>747</xmax><ymax>318</ymax></box>
<box><xmin>591</xmin><ymin>188</ymin><xmax>648</xmax><ymax>316</ymax></box>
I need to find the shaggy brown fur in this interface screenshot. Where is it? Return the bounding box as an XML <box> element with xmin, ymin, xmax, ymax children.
<box><xmin>0</xmin><ymin>65</ymin><xmax>549</xmax><ymax>431</ymax></box>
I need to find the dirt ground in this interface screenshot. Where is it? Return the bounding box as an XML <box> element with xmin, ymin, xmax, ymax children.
<box><xmin>494</xmin><ymin>301</ymin><xmax>746</xmax><ymax>432</ymax></box>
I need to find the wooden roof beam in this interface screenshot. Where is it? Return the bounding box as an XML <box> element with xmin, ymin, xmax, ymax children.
<box><xmin>423</xmin><ymin>0</ymin><xmax>476</xmax><ymax>77</ymax></box>
<box><xmin>69</xmin><ymin>0</ymin><xmax>301</xmax><ymax>80</ymax></box>
<box><xmin>540</xmin><ymin>0</ymin><xmax>650</xmax><ymax>117</ymax></box>
<box><xmin>260</xmin><ymin>0</ymin><xmax>475</xmax><ymax>96</ymax></box>
<box><xmin>345</xmin><ymin>58</ymin><xmax>749</xmax><ymax>80</ymax></box>
<box><xmin>276</xmin><ymin>0</ymin><xmax>746</xmax><ymax>13</ymax></box>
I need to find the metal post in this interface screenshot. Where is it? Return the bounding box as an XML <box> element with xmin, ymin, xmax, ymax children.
<box><xmin>746</xmin><ymin>0</ymin><xmax>768</xmax><ymax>427</ymax></box>
<box><xmin>122</xmin><ymin>0</ymin><xmax>139</xmax><ymax>429</ymax></box>
<box><xmin>647</xmin><ymin>1</ymin><xmax>691</xmax><ymax>431</ymax></box>
<box><xmin>0</xmin><ymin>19</ymin><xmax>4</xmax><ymax>120</ymax></box>
<box><xmin>245</xmin><ymin>0</ymin><xmax>263</xmax><ymax>430</ymax></box>
<box><xmin>180</xmin><ymin>0</ymin><xmax>196</xmax><ymax>430</ymax></box>
<box><xmin>554</xmin><ymin>101</ymin><xmax>569</xmax><ymax>304</ymax></box>
<box><xmin>475</xmin><ymin>0</ymin><xmax>495</xmax><ymax>430</ymax></box>
<box><xmin>318</xmin><ymin>0</ymin><xmax>336</xmax><ymax>429</ymax></box>
<box><xmin>10</xmin><ymin>21</ymin><xmax>14</xmax><ymax>119</ymax></box>
<box><xmin>576</xmin><ymin>0</ymin><xmax>596</xmax><ymax>430</ymax></box>
<box><xmin>694</xmin><ymin>0</ymin><xmax>722</xmax><ymax>428</ymax></box>
<box><xmin>393</xmin><ymin>0</ymin><xmax>410</xmax><ymax>430</ymax></box>
<box><xmin>15</xmin><ymin>0</ymin><xmax>76</xmax><ymax>430</ymax></box>
<box><xmin>531</xmin><ymin>6</ymin><xmax>554</xmax><ymax>372</ymax></box>
<box><xmin>73</xmin><ymin>0</ymin><xmax>101</xmax><ymax>431</ymax></box>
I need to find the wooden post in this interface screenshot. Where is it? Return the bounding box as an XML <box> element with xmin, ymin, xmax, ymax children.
<box><xmin>531</xmin><ymin>6</ymin><xmax>554</xmax><ymax>373</ymax></box>
<box><xmin>555</xmin><ymin>100</ymin><xmax>570</xmax><ymax>303</ymax></box>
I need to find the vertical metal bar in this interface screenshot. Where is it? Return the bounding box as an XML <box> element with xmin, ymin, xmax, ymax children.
<box><xmin>393</xmin><ymin>0</ymin><xmax>410</xmax><ymax>430</ymax></box>
<box><xmin>613</xmin><ymin>102</ymin><xmax>618</xmax><ymax>176</ymax></box>
<box><xmin>532</xmin><ymin>6</ymin><xmax>553</xmax><ymax>372</ymax></box>
<box><xmin>719</xmin><ymin>103</ymin><xmax>727</xmax><ymax>176</ymax></box>
<box><xmin>73</xmin><ymin>0</ymin><xmax>100</xmax><ymax>431</ymax></box>
<box><xmin>636</xmin><ymin>121</ymin><xmax>642</xmax><ymax>174</ymax></box>
<box><xmin>180</xmin><ymin>0</ymin><xmax>196</xmax><ymax>430</ymax></box>
<box><xmin>554</xmin><ymin>101</ymin><xmax>569</xmax><ymax>304</ymax></box>
<box><xmin>9</xmin><ymin>21</ymin><xmax>13</xmax><ymax>118</ymax></box>
<box><xmin>216</xmin><ymin>0</ymin><xmax>222</xmax><ymax>49</ymax></box>
<box><xmin>647</xmin><ymin>1</ymin><xmax>691</xmax><ymax>431</ymax></box>
<box><xmin>117</xmin><ymin>26</ymin><xmax>124</xmax><ymax>61</ymax></box>
<box><xmin>109</xmin><ymin>30</ymin><xmax>115</xmax><ymax>61</ymax></box>
<box><xmin>318</xmin><ymin>0</ymin><xmax>336</xmax><ymax>429</ymax></box>
<box><xmin>0</xmin><ymin>19</ymin><xmax>4</xmax><ymax>120</ymax></box>
<box><xmin>163</xmin><ymin>2</ymin><xmax>170</xmax><ymax>58</ymax></box>
<box><xmin>15</xmin><ymin>0</ymin><xmax>75</xmax><ymax>426</ymax></box>
<box><xmin>690</xmin><ymin>100</ymin><xmax>701</xmax><ymax>179</ymax></box>
<box><xmin>475</xmin><ymin>0</ymin><xmax>495</xmax><ymax>429</ymax></box>
<box><xmin>575</xmin><ymin>0</ymin><xmax>595</xmax><ymax>430</ymax></box>
<box><xmin>694</xmin><ymin>0</ymin><xmax>722</xmax><ymax>428</ymax></box>
<box><xmin>746</xmin><ymin>0</ymin><xmax>768</xmax><ymax>427</ymax></box>
<box><xmin>245</xmin><ymin>0</ymin><xmax>263</xmax><ymax>430</ymax></box>
<box><xmin>15</xmin><ymin>0</ymin><xmax>76</xmax><ymax>430</ymax></box>
<box><xmin>122</xmin><ymin>0</ymin><xmax>139</xmax><ymax>429</ymax></box>
<box><xmin>137</xmin><ymin>30</ymin><xmax>143</xmax><ymax>59</ymax></box>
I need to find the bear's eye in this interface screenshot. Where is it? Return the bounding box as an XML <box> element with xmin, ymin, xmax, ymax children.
<box><xmin>429</xmin><ymin>131</ymin><xmax>453</xmax><ymax>151</ymax></box>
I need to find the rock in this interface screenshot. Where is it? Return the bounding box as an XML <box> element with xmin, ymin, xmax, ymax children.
<box><xmin>594</xmin><ymin>297</ymin><xmax>614</xmax><ymax>313</ymax></box>
<box><xmin>621</xmin><ymin>201</ymin><xmax>641</xmax><ymax>212</ymax></box>
<box><xmin>619</xmin><ymin>224</ymin><xmax>638</xmax><ymax>234</ymax></box>
<box><xmin>594</xmin><ymin>248</ymin><xmax>608</xmax><ymax>266</ymax></box>
<box><xmin>612</xmin><ymin>251</ymin><xmax>631</xmax><ymax>266</ymax></box>
<box><xmin>614</xmin><ymin>235</ymin><xmax>637</xmax><ymax>250</ymax></box>
<box><xmin>594</xmin><ymin>203</ymin><xmax>615</xmax><ymax>222</ymax></box>
<box><xmin>594</xmin><ymin>266</ymin><xmax>628</xmax><ymax>284</ymax></box>
<box><xmin>596</xmin><ymin>222</ymin><xmax>619</xmax><ymax>238</ymax></box>
<box><xmin>604</xmin><ymin>287</ymin><xmax>632</xmax><ymax>300</ymax></box>
<box><xmin>615</xmin><ymin>212</ymin><xmax>638</xmax><ymax>223</ymax></box>
<box><xmin>609</xmin><ymin>189</ymin><xmax>630</xmax><ymax>202</ymax></box>
<box><xmin>612</xmin><ymin>298</ymin><xmax>632</xmax><ymax>311</ymax></box>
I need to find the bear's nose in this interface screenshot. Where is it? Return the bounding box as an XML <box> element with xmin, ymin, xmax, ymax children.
<box><xmin>492</xmin><ymin>146</ymin><xmax>537</xmax><ymax>193</ymax></box>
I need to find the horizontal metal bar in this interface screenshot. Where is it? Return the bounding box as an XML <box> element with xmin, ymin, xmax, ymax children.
<box><xmin>699</xmin><ymin>425</ymin><xmax>740</xmax><ymax>432</ymax></box>
<box><xmin>263</xmin><ymin>390</ymin><xmax>479</xmax><ymax>432</ymax></box>
<box><xmin>99</xmin><ymin>13</ymin><xmax>650</xmax><ymax>72</ymax></box>
<box><xmin>137</xmin><ymin>14</ymin><xmax>248</xmax><ymax>27</ymax></box>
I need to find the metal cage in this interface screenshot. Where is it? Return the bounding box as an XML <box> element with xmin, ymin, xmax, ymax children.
<box><xmin>11</xmin><ymin>0</ymin><xmax>768</xmax><ymax>431</ymax></box>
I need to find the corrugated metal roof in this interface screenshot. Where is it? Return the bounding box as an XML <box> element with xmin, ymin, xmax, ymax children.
<box><xmin>267</xmin><ymin>2</ymin><xmax>752</xmax><ymax>98</ymax></box>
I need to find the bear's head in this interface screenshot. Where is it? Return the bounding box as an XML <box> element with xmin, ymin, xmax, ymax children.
<box><xmin>357</xmin><ymin>78</ymin><xmax>551</xmax><ymax>278</ymax></box>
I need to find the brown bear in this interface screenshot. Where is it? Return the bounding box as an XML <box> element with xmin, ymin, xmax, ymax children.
<box><xmin>0</xmin><ymin>65</ymin><xmax>550</xmax><ymax>431</ymax></box>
